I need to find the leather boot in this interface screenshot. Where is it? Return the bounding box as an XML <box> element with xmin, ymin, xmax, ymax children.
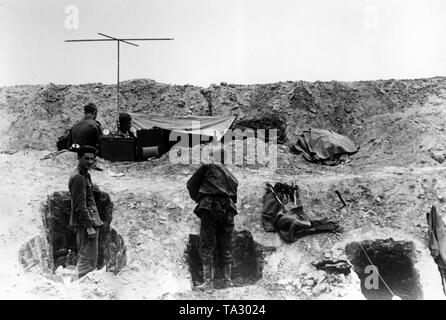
<box><xmin>195</xmin><ymin>264</ymin><xmax>214</xmax><ymax>292</ymax></box>
<box><xmin>222</xmin><ymin>263</ymin><xmax>233</xmax><ymax>288</ymax></box>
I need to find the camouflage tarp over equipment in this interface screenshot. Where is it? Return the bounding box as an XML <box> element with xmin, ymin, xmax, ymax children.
<box><xmin>291</xmin><ymin>128</ymin><xmax>358</xmax><ymax>165</ymax></box>
<box><xmin>261</xmin><ymin>182</ymin><xmax>342</xmax><ymax>242</ymax></box>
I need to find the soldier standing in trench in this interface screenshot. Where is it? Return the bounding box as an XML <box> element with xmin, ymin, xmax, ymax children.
<box><xmin>68</xmin><ymin>145</ymin><xmax>104</xmax><ymax>279</ymax></box>
<box><xmin>187</xmin><ymin>148</ymin><xmax>239</xmax><ymax>290</ymax></box>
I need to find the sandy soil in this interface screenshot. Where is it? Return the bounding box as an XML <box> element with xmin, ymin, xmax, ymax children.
<box><xmin>1</xmin><ymin>78</ymin><xmax>446</xmax><ymax>300</ymax></box>
<box><xmin>0</xmin><ymin>145</ymin><xmax>444</xmax><ymax>299</ymax></box>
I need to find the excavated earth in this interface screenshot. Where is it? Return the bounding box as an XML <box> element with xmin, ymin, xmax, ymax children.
<box><xmin>1</xmin><ymin>77</ymin><xmax>446</xmax><ymax>299</ymax></box>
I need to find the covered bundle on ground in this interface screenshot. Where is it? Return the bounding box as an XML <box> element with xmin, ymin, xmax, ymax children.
<box><xmin>261</xmin><ymin>182</ymin><xmax>342</xmax><ymax>242</ymax></box>
<box><xmin>291</xmin><ymin>128</ymin><xmax>358</xmax><ymax>165</ymax></box>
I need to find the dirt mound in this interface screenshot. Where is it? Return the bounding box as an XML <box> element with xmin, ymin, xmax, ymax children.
<box><xmin>0</xmin><ymin>80</ymin><xmax>208</xmax><ymax>150</ymax></box>
<box><xmin>2</xmin><ymin>76</ymin><xmax>446</xmax><ymax>300</ymax></box>
<box><xmin>2</xmin><ymin>77</ymin><xmax>446</xmax><ymax>167</ymax></box>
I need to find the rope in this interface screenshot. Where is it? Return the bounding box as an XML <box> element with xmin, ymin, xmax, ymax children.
<box><xmin>358</xmin><ymin>242</ymin><xmax>396</xmax><ymax>298</ymax></box>
<box><xmin>343</xmin><ymin>193</ymin><xmax>398</xmax><ymax>299</ymax></box>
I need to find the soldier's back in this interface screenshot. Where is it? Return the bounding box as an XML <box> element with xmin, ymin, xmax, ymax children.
<box><xmin>71</xmin><ymin>119</ymin><xmax>100</xmax><ymax>147</ymax></box>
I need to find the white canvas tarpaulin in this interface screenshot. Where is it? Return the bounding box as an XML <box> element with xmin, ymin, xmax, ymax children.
<box><xmin>129</xmin><ymin>113</ymin><xmax>237</xmax><ymax>141</ymax></box>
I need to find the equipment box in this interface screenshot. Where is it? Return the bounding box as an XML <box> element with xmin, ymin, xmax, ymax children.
<box><xmin>101</xmin><ymin>136</ymin><xmax>136</xmax><ymax>162</ymax></box>
<box><xmin>136</xmin><ymin>128</ymin><xmax>171</xmax><ymax>160</ymax></box>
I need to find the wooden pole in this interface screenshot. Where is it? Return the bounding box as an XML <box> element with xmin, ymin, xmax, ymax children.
<box><xmin>117</xmin><ymin>40</ymin><xmax>120</xmax><ymax>112</ymax></box>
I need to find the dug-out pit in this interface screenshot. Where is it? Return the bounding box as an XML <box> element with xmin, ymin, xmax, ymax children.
<box><xmin>186</xmin><ymin>230</ymin><xmax>275</xmax><ymax>289</ymax></box>
<box><xmin>19</xmin><ymin>191</ymin><xmax>127</xmax><ymax>276</ymax></box>
<box><xmin>345</xmin><ymin>238</ymin><xmax>423</xmax><ymax>300</ymax></box>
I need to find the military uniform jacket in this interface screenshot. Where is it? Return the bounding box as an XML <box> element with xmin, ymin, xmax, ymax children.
<box><xmin>68</xmin><ymin>118</ymin><xmax>102</xmax><ymax>150</ymax></box>
<box><xmin>187</xmin><ymin>163</ymin><xmax>239</xmax><ymax>218</ymax></box>
<box><xmin>68</xmin><ymin>166</ymin><xmax>103</xmax><ymax>228</ymax></box>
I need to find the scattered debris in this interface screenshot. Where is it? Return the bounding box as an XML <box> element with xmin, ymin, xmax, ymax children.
<box><xmin>41</xmin><ymin>149</ymin><xmax>69</xmax><ymax>160</ymax></box>
<box><xmin>108</xmin><ymin>169</ymin><xmax>125</xmax><ymax>177</ymax></box>
<box><xmin>312</xmin><ymin>259</ymin><xmax>351</xmax><ymax>275</ymax></box>
<box><xmin>0</xmin><ymin>149</ymin><xmax>18</xmax><ymax>155</ymax></box>
<box><xmin>335</xmin><ymin>190</ymin><xmax>347</xmax><ymax>207</ymax></box>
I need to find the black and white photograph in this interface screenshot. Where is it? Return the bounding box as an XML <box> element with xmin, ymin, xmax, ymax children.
<box><xmin>1</xmin><ymin>0</ymin><xmax>446</xmax><ymax>306</ymax></box>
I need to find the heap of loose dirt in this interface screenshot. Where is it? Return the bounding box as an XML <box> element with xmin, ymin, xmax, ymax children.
<box><xmin>1</xmin><ymin>76</ymin><xmax>446</xmax><ymax>300</ymax></box>
<box><xmin>2</xmin><ymin>77</ymin><xmax>446</xmax><ymax>168</ymax></box>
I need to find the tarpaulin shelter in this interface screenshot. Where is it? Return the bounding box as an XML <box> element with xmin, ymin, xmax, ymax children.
<box><xmin>291</xmin><ymin>128</ymin><xmax>358</xmax><ymax>165</ymax></box>
<box><xmin>128</xmin><ymin>113</ymin><xmax>237</xmax><ymax>159</ymax></box>
<box><xmin>129</xmin><ymin>113</ymin><xmax>237</xmax><ymax>141</ymax></box>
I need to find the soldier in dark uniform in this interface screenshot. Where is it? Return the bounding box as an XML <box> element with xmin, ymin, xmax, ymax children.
<box><xmin>68</xmin><ymin>145</ymin><xmax>104</xmax><ymax>279</ymax></box>
<box><xmin>68</xmin><ymin>103</ymin><xmax>102</xmax><ymax>150</ymax></box>
<box><xmin>67</xmin><ymin>103</ymin><xmax>103</xmax><ymax>170</ymax></box>
<box><xmin>115</xmin><ymin>112</ymin><xmax>137</xmax><ymax>138</ymax></box>
<box><xmin>187</xmin><ymin>149</ymin><xmax>239</xmax><ymax>290</ymax></box>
